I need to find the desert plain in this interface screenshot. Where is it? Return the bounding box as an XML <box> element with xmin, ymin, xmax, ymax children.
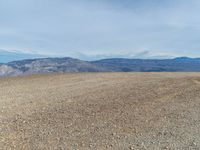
<box><xmin>1</xmin><ymin>73</ymin><xmax>200</xmax><ymax>150</ymax></box>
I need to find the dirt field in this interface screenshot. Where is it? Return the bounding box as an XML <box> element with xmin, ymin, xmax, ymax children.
<box><xmin>1</xmin><ymin>73</ymin><xmax>200</xmax><ymax>150</ymax></box>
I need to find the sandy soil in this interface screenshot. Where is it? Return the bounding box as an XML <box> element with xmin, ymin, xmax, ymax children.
<box><xmin>1</xmin><ymin>73</ymin><xmax>200</xmax><ymax>150</ymax></box>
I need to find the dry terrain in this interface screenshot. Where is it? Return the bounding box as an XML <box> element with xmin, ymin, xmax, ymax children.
<box><xmin>1</xmin><ymin>73</ymin><xmax>200</xmax><ymax>150</ymax></box>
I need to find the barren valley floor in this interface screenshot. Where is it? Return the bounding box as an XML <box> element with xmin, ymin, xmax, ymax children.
<box><xmin>1</xmin><ymin>73</ymin><xmax>200</xmax><ymax>149</ymax></box>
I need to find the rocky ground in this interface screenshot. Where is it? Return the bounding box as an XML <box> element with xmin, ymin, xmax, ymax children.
<box><xmin>1</xmin><ymin>73</ymin><xmax>200</xmax><ymax>150</ymax></box>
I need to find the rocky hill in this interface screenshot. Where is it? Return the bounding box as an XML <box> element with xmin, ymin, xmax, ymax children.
<box><xmin>0</xmin><ymin>57</ymin><xmax>106</xmax><ymax>76</ymax></box>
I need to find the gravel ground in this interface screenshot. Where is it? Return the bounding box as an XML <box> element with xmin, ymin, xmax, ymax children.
<box><xmin>1</xmin><ymin>73</ymin><xmax>200</xmax><ymax>150</ymax></box>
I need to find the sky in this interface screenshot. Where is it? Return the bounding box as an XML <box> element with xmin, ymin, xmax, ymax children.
<box><xmin>0</xmin><ymin>0</ymin><xmax>200</xmax><ymax>60</ymax></box>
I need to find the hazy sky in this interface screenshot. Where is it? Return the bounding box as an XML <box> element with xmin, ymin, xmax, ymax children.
<box><xmin>1</xmin><ymin>0</ymin><xmax>200</xmax><ymax>59</ymax></box>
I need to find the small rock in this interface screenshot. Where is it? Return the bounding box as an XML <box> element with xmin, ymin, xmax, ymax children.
<box><xmin>89</xmin><ymin>144</ymin><xmax>92</xmax><ymax>148</ymax></box>
<box><xmin>111</xmin><ymin>132</ymin><xmax>116</xmax><ymax>136</ymax></box>
<box><xmin>163</xmin><ymin>146</ymin><xmax>169</xmax><ymax>149</ymax></box>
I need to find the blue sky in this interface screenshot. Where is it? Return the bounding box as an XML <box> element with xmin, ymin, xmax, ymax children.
<box><xmin>0</xmin><ymin>0</ymin><xmax>200</xmax><ymax>60</ymax></box>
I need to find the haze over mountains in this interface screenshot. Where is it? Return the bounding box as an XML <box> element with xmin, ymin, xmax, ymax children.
<box><xmin>1</xmin><ymin>56</ymin><xmax>200</xmax><ymax>77</ymax></box>
<box><xmin>0</xmin><ymin>49</ymin><xmax>45</xmax><ymax>63</ymax></box>
<box><xmin>0</xmin><ymin>49</ymin><xmax>174</xmax><ymax>63</ymax></box>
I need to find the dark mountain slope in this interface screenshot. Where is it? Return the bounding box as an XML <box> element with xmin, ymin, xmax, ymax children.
<box><xmin>92</xmin><ymin>58</ymin><xmax>200</xmax><ymax>72</ymax></box>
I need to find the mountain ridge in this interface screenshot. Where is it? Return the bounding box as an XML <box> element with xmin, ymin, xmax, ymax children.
<box><xmin>1</xmin><ymin>57</ymin><xmax>200</xmax><ymax>76</ymax></box>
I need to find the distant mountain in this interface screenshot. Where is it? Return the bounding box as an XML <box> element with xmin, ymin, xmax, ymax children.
<box><xmin>1</xmin><ymin>57</ymin><xmax>200</xmax><ymax>77</ymax></box>
<box><xmin>0</xmin><ymin>49</ymin><xmax>44</xmax><ymax>63</ymax></box>
<box><xmin>92</xmin><ymin>57</ymin><xmax>200</xmax><ymax>72</ymax></box>
<box><xmin>0</xmin><ymin>57</ymin><xmax>106</xmax><ymax>76</ymax></box>
<box><xmin>173</xmin><ymin>57</ymin><xmax>200</xmax><ymax>61</ymax></box>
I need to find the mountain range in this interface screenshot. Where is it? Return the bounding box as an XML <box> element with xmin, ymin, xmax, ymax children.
<box><xmin>1</xmin><ymin>57</ymin><xmax>200</xmax><ymax>77</ymax></box>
